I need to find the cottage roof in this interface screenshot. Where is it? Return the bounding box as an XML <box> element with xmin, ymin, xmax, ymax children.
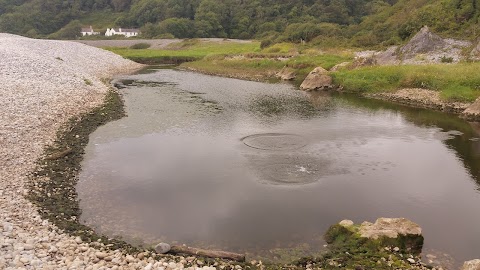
<box><xmin>81</xmin><ymin>26</ymin><xmax>97</xmax><ymax>32</ymax></box>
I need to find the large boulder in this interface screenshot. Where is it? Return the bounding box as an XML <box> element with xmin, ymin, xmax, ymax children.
<box><xmin>400</xmin><ymin>26</ymin><xmax>446</xmax><ymax>59</ymax></box>
<box><xmin>300</xmin><ymin>67</ymin><xmax>333</xmax><ymax>91</ymax></box>
<box><xmin>462</xmin><ymin>259</ymin><xmax>480</xmax><ymax>270</ymax></box>
<box><xmin>358</xmin><ymin>218</ymin><xmax>422</xmax><ymax>239</ymax></box>
<box><xmin>276</xmin><ymin>67</ymin><xmax>296</xmax><ymax>80</ymax></box>
<box><xmin>326</xmin><ymin>218</ymin><xmax>424</xmax><ymax>255</ymax></box>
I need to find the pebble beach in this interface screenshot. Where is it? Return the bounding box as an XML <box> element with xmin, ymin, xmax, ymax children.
<box><xmin>0</xmin><ymin>33</ymin><xmax>220</xmax><ymax>270</ymax></box>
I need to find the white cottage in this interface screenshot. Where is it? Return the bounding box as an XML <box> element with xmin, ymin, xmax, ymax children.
<box><xmin>105</xmin><ymin>28</ymin><xmax>140</xmax><ymax>37</ymax></box>
<box><xmin>81</xmin><ymin>26</ymin><xmax>100</xmax><ymax>36</ymax></box>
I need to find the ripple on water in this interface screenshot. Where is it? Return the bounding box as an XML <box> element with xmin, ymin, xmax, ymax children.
<box><xmin>241</xmin><ymin>133</ymin><xmax>307</xmax><ymax>151</ymax></box>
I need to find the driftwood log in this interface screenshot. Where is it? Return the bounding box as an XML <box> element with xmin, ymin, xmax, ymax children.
<box><xmin>170</xmin><ymin>245</ymin><xmax>245</xmax><ymax>262</ymax></box>
<box><xmin>45</xmin><ymin>148</ymin><xmax>72</xmax><ymax>160</ymax></box>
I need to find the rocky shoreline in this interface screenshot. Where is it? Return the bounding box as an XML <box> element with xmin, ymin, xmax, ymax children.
<box><xmin>0</xmin><ymin>34</ymin><xmax>235</xmax><ymax>270</ymax></box>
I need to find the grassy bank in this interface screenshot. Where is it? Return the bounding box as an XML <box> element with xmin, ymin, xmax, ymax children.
<box><xmin>182</xmin><ymin>53</ymin><xmax>352</xmax><ymax>84</ymax></box>
<box><xmin>107</xmin><ymin>39</ymin><xmax>353</xmax><ymax>83</ymax></box>
<box><xmin>107</xmin><ymin>39</ymin><xmax>480</xmax><ymax>103</ymax></box>
<box><xmin>107</xmin><ymin>40</ymin><xmax>261</xmax><ymax>64</ymax></box>
<box><xmin>332</xmin><ymin>63</ymin><xmax>480</xmax><ymax>102</ymax></box>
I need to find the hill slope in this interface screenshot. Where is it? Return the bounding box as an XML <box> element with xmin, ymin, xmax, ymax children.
<box><xmin>0</xmin><ymin>0</ymin><xmax>479</xmax><ymax>44</ymax></box>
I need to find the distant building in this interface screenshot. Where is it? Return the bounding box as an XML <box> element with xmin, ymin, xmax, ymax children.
<box><xmin>81</xmin><ymin>26</ymin><xmax>100</xmax><ymax>36</ymax></box>
<box><xmin>105</xmin><ymin>28</ymin><xmax>140</xmax><ymax>37</ymax></box>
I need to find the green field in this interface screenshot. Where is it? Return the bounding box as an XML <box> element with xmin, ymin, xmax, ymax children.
<box><xmin>106</xmin><ymin>40</ymin><xmax>261</xmax><ymax>64</ymax></box>
<box><xmin>332</xmin><ymin>63</ymin><xmax>480</xmax><ymax>102</ymax></box>
<box><xmin>108</xmin><ymin>39</ymin><xmax>480</xmax><ymax>103</ymax></box>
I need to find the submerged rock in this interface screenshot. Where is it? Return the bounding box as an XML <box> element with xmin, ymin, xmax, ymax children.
<box><xmin>300</xmin><ymin>67</ymin><xmax>333</xmax><ymax>91</ymax></box>
<box><xmin>154</xmin><ymin>242</ymin><xmax>171</xmax><ymax>254</ymax></box>
<box><xmin>276</xmin><ymin>67</ymin><xmax>296</xmax><ymax>80</ymax></box>
<box><xmin>463</xmin><ymin>259</ymin><xmax>480</xmax><ymax>270</ymax></box>
<box><xmin>327</xmin><ymin>218</ymin><xmax>424</xmax><ymax>255</ymax></box>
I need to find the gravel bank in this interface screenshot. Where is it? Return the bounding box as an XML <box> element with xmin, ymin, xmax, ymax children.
<box><xmin>0</xmin><ymin>34</ymin><xmax>214</xmax><ymax>270</ymax></box>
<box><xmin>366</xmin><ymin>88</ymin><xmax>471</xmax><ymax>114</ymax></box>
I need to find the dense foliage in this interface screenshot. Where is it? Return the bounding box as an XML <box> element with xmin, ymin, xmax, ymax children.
<box><xmin>1</xmin><ymin>0</ymin><xmax>480</xmax><ymax>44</ymax></box>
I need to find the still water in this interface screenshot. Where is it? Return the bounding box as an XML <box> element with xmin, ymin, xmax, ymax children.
<box><xmin>78</xmin><ymin>67</ymin><xmax>480</xmax><ymax>264</ymax></box>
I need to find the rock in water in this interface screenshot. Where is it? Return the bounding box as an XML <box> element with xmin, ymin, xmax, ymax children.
<box><xmin>300</xmin><ymin>67</ymin><xmax>333</xmax><ymax>91</ymax></box>
<box><xmin>400</xmin><ymin>25</ymin><xmax>446</xmax><ymax>59</ymax></box>
<box><xmin>327</xmin><ymin>218</ymin><xmax>424</xmax><ymax>255</ymax></box>
<box><xmin>339</xmin><ymin>219</ymin><xmax>354</xmax><ymax>227</ymax></box>
<box><xmin>462</xmin><ymin>259</ymin><xmax>480</xmax><ymax>270</ymax></box>
<box><xmin>276</xmin><ymin>67</ymin><xmax>296</xmax><ymax>80</ymax></box>
<box><xmin>155</xmin><ymin>242</ymin><xmax>171</xmax><ymax>254</ymax></box>
<box><xmin>358</xmin><ymin>218</ymin><xmax>422</xmax><ymax>239</ymax></box>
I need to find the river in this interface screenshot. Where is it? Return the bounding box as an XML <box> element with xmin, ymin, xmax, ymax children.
<box><xmin>78</xmin><ymin>67</ymin><xmax>480</xmax><ymax>265</ymax></box>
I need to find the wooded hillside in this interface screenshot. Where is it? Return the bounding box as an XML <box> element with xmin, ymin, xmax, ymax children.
<box><xmin>1</xmin><ymin>0</ymin><xmax>479</xmax><ymax>45</ymax></box>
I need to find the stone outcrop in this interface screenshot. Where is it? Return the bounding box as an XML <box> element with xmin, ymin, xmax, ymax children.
<box><xmin>328</xmin><ymin>218</ymin><xmax>424</xmax><ymax>254</ymax></box>
<box><xmin>374</xmin><ymin>46</ymin><xmax>400</xmax><ymax>65</ymax></box>
<box><xmin>357</xmin><ymin>218</ymin><xmax>422</xmax><ymax>240</ymax></box>
<box><xmin>463</xmin><ymin>97</ymin><xmax>480</xmax><ymax>120</ymax></box>
<box><xmin>365</xmin><ymin>26</ymin><xmax>471</xmax><ymax>64</ymax></box>
<box><xmin>299</xmin><ymin>67</ymin><xmax>333</xmax><ymax>91</ymax></box>
<box><xmin>462</xmin><ymin>259</ymin><xmax>480</xmax><ymax>270</ymax></box>
<box><xmin>275</xmin><ymin>66</ymin><xmax>296</xmax><ymax>80</ymax></box>
<box><xmin>400</xmin><ymin>26</ymin><xmax>446</xmax><ymax>58</ymax></box>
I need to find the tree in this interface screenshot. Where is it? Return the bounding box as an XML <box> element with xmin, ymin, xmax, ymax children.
<box><xmin>158</xmin><ymin>17</ymin><xmax>194</xmax><ymax>38</ymax></box>
<box><xmin>48</xmin><ymin>20</ymin><xmax>82</xmax><ymax>39</ymax></box>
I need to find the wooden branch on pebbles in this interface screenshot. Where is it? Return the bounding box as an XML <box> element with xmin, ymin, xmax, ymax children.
<box><xmin>45</xmin><ymin>148</ymin><xmax>72</xmax><ymax>160</ymax></box>
<box><xmin>170</xmin><ymin>245</ymin><xmax>245</xmax><ymax>262</ymax></box>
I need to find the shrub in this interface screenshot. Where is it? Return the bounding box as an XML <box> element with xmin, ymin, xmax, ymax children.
<box><xmin>440</xmin><ymin>56</ymin><xmax>454</xmax><ymax>63</ymax></box>
<box><xmin>130</xmin><ymin>43</ymin><xmax>151</xmax><ymax>49</ymax></box>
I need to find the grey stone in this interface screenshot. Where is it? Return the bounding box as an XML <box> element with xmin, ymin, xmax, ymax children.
<box><xmin>400</xmin><ymin>26</ymin><xmax>446</xmax><ymax>58</ymax></box>
<box><xmin>275</xmin><ymin>67</ymin><xmax>296</xmax><ymax>80</ymax></box>
<box><xmin>358</xmin><ymin>218</ymin><xmax>422</xmax><ymax>239</ymax></box>
<box><xmin>95</xmin><ymin>252</ymin><xmax>107</xmax><ymax>259</ymax></box>
<box><xmin>154</xmin><ymin>242</ymin><xmax>171</xmax><ymax>254</ymax></box>
<box><xmin>339</xmin><ymin>220</ymin><xmax>354</xmax><ymax>227</ymax></box>
<box><xmin>300</xmin><ymin>67</ymin><xmax>333</xmax><ymax>91</ymax></box>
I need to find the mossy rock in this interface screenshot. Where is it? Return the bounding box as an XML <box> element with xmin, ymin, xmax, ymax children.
<box><xmin>325</xmin><ymin>218</ymin><xmax>424</xmax><ymax>255</ymax></box>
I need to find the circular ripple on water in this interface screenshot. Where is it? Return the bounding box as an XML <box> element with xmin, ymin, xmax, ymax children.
<box><xmin>245</xmin><ymin>153</ymin><xmax>348</xmax><ymax>185</ymax></box>
<box><xmin>241</xmin><ymin>133</ymin><xmax>307</xmax><ymax>151</ymax></box>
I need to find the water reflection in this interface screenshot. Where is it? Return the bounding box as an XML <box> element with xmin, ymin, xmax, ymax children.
<box><xmin>78</xmin><ymin>68</ymin><xmax>480</xmax><ymax>265</ymax></box>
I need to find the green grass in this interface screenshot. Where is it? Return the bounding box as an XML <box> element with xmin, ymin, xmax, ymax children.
<box><xmin>108</xmin><ymin>39</ymin><xmax>351</xmax><ymax>81</ymax></box>
<box><xmin>332</xmin><ymin>63</ymin><xmax>480</xmax><ymax>102</ymax></box>
<box><xmin>181</xmin><ymin>50</ymin><xmax>353</xmax><ymax>84</ymax></box>
<box><xmin>183</xmin><ymin>58</ymin><xmax>285</xmax><ymax>81</ymax></box>
<box><xmin>107</xmin><ymin>40</ymin><xmax>261</xmax><ymax>64</ymax></box>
